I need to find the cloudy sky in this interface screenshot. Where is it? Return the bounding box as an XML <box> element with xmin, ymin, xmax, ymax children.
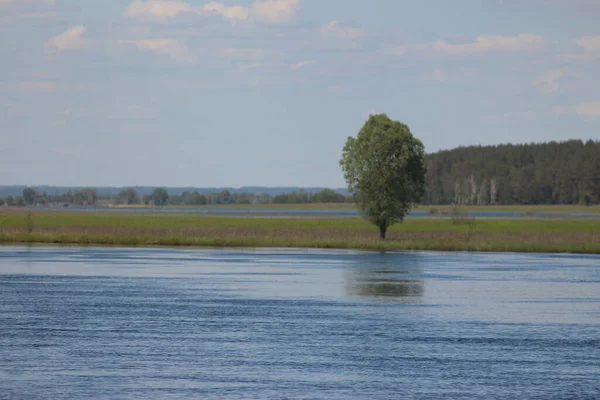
<box><xmin>1</xmin><ymin>0</ymin><xmax>599</xmax><ymax>187</ymax></box>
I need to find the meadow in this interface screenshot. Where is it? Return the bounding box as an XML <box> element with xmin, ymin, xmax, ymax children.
<box><xmin>0</xmin><ymin>208</ymin><xmax>599</xmax><ymax>254</ymax></box>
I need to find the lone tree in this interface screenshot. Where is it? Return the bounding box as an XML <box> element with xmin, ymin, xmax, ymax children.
<box><xmin>340</xmin><ymin>114</ymin><xmax>427</xmax><ymax>240</ymax></box>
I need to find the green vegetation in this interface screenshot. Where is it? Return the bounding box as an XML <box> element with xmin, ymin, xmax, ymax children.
<box><xmin>425</xmin><ymin>139</ymin><xmax>600</xmax><ymax>205</ymax></box>
<box><xmin>272</xmin><ymin>188</ymin><xmax>348</xmax><ymax>204</ymax></box>
<box><xmin>115</xmin><ymin>187</ymin><xmax>140</xmax><ymax>205</ymax></box>
<box><xmin>151</xmin><ymin>187</ymin><xmax>169</xmax><ymax>206</ymax></box>
<box><xmin>17</xmin><ymin>187</ymin><xmax>97</xmax><ymax>206</ymax></box>
<box><xmin>0</xmin><ymin>210</ymin><xmax>598</xmax><ymax>254</ymax></box>
<box><xmin>341</xmin><ymin>114</ymin><xmax>427</xmax><ymax>239</ymax></box>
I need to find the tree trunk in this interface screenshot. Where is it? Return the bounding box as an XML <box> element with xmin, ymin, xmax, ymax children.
<box><xmin>379</xmin><ymin>224</ymin><xmax>387</xmax><ymax>240</ymax></box>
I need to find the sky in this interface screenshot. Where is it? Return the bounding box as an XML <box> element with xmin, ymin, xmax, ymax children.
<box><xmin>1</xmin><ymin>0</ymin><xmax>599</xmax><ymax>188</ymax></box>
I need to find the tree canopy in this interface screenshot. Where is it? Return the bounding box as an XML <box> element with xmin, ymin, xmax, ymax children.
<box><xmin>423</xmin><ymin>139</ymin><xmax>600</xmax><ymax>205</ymax></box>
<box><xmin>151</xmin><ymin>188</ymin><xmax>169</xmax><ymax>206</ymax></box>
<box><xmin>116</xmin><ymin>188</ymin><xmax>140</xmax><ymax>205</ymax></box>
<box><xmin>340</xmin><ymin>114</ymin><xmax>427</xmax><ymax>239</ymax></box>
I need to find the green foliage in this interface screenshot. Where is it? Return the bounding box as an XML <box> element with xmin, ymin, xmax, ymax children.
<box><xmin>272</xmin><ymin>189</ymin><xmax>347</xmax><ymax>204</ymax></box>
<box><xmin>18</xmin><ymin>188</ymin><xmax>98</xmax><ymax>206</ymax></box>
<box><xmin>219</xmin><ymin>190</ymin><xmax>234</xmax><ymax>205</ymax></box>
<box><xmin>424</xmin><ymin>139</ymin><xmax>600</xmax><ymax>205</ymax></box>
<box><xmin>340</xmin><ymin>114</ymin><xmax>427</xmax><ymax>239</ymax></box>
<box><xmin>22</xmin><ymin>187</ymin><xmax>37</xmax><ymax>205</ymax></box>
<box><xmin>142</xmin><ymin>194</ymin><xmax>153</xmax><ymax>205</ymax></box>
<box><xmin>72</xmin><ymin>188</ymin><xmax>97</xmax><ymax>205</ymax></box>
<box><xmin>115</xmin><ymin>188</ymin><xmax>140</xmax><ymax>205</ymax></box>
<box><xmin>151</xmin><ymin>187</ymin><xmax>169</xmax><ymax>206</ymax></box>
<box><xmin>176</xmin><ymin>191</ymin><xmax>207</xmax><ymax>205</ymax></box>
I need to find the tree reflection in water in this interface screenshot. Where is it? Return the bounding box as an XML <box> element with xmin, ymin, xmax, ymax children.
<box><xmin>344</xmin><ymin>254</ymin><xmax>424</xmax><ymax>300</ymax></box>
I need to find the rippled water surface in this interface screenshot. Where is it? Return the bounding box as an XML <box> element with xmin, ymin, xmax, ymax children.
<box><xmin>1</xmin><ymin>246</ymin><xmax>599</xmax><ymax>399</ymax></box>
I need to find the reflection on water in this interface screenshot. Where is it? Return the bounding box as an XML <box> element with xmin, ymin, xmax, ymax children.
<box><xmin>347</xmin><ymin>278</ymin><xmax>424</xmax><ymax>298</ymax></box>
<box><xmin>344</xmin><ymin>255</ymin><xmax>425</xmax><ymax>300</ymax></box>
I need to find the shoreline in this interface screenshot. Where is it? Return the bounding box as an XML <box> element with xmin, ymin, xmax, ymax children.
<box><xmin>1</xmin><ymin>233</ymin><xmax>598</xmax><ymax>255</ymax></box>
<box><xmin>0</xmin><ymin>210</ymin><xmax>598</xmax><ymax>255</ymax></box>
<box><xmin>4</xmin><ymin>203</ymin><xmax>600</xmax><ymax>213</ymax></box>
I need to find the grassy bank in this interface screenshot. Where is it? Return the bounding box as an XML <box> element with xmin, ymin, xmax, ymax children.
<box><xmin>0</xmin><ymin>209</ymin><xmax>599</xmax><ymax>254</ymax></box>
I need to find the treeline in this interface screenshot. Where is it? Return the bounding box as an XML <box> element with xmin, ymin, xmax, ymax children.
<box><xmin>1</xmin><ymin>187</ymin><xmax>351</xmax><ymax>207</ymax></box>
<box><xmin>423</xmin><ymin>139</ymin><xmax>600</xmax><ymax>205</ymax></box>
<box><xmin>0</xmin><ymin>188</ymin><xmax>100</xmax><ymax>207</ymax></box>
<box><xmin>114</xmin><ymin>188</ymin><xmax>351</xmax><ymax>206</ymax></box>
<box><xmin>5</xmin><ymin>140</ymin><xmax>598</xmax><ymax>207</ymax></box>
<box><xmin>272</xmin><ymin>189</ymin><xmax>349</xmax><ymax>204</ymax></box>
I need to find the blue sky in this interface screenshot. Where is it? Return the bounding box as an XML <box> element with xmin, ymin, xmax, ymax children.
<box><xmin>1</xmin><ymin>0</ymin><xmax>599</xmax><ymax>187</ymax></box>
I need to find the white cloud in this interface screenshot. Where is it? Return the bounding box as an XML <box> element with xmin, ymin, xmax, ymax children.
<box><xmin>577</xmin><ymin>36</ymin><xmax>600</xmax><ymax>52</ymax></box>
<box><xmin>124</xmin><ymin>0</ymin><xmax>299</xmax><ymax>23</ymax></box>
<box><xmin>201</xmin><ymin>2</ymin><xmax>249</xmax><ymax>20</ymax></box>
<box><xmin>45</xmin><ymin>26</ymin><xmax>89</xmax><ymax>53</ymax></box>
<box><xmin>291</xmin><ymin>60</ymin><xmax>317</xmax><ymax>70</ymax></box>
<box><xmin>124</xmin><ymin>0</ymin><xmax>248</xmax><ymax>21</ymax></box>
<box><xmin>558</xmin><ymin>36</ymin><xmax>600</xmax><ymax>62</ymax></box>
<box><xmin>119</xmin><ymin>38</ymin><xmax>196</xmax><ymax>63</ymax></box>
<box><xmin>124</xmin><ymin>1</ymin><xmax>194</xmax><ymax>19</ymax></box>
<box><xmin>321</xmin><ymin>21</ymin><xmax>366</xmax><ymax>39</ymax></box>
<box><xmin>432</xmin><ymin>34</ymin><xmax>545</xmax><ymax>55</ymax></box>
<box><xmin>531</xmin><ymin>70</ymin><xmax>565</xmax><ymax>95</ymax></box>
<box><xmin>554</xmin><ymin>102</ymin><xmax>600</xmax><ymax>118</ymax></box>
<box><xmin>250</xmin><ymin>0</ymin><xmax>299</xmax><ymax>23</ymax></box>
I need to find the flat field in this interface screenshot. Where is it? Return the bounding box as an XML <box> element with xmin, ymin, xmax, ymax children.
<box><xmin>1</xmin><ymin>209</ymin><xmax>599</xmax><ymax>254</ymax></box>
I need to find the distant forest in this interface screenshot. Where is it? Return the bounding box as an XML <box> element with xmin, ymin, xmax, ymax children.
<box><xmin>0</xmin><ymin>187</ymin><xmax>349</xmax><ymax>207</ymax></box>
<box><xmin>423</xmin><ymin>139</ymin><xmax>600</xmax><ymax>205</ymax></box>
<box><xmin>2</xmin><ymin>140</ymin><xmax>599</xmax><ymax>207</ymax></box>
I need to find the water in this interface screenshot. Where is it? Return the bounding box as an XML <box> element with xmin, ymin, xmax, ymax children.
<box><xmin>1</xmin><ymin>246</ymin><xmax>599</xmax><ymax>399</ymax></box>
<box><xmin>24</xmin><ymin>205</ymin><xmax>600</xmax><ymax>219</ymax></box>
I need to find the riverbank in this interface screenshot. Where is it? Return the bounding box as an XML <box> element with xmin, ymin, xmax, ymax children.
<box><xmin>101</xmin><ymin>203</ymin><xmax>600</xmax><ymax>213</ymax></box>
<box><xmin>0</xmin><ymin>209</ymin><xmax>598</xmax><ymax>254</ymax></box>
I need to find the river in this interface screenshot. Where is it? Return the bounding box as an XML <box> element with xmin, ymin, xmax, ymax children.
<box><xmin>1</xmin><ymin>246</ymin><xmax>599</xmax><ymax>399</ymax></box>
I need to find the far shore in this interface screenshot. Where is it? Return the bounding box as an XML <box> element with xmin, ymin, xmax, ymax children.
<box><xmin>5</xmin><ymin>203</ymin><xmax>600</xmax><ymax>213</ymax></box>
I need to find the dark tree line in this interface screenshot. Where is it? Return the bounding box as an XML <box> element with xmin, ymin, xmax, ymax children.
<box><xmin>272</xmin><ymin>189</ymin><xmax>350</xmax><ymax>204</ymax></box>
<box><xmin>423</xmin><ymin>139</ymin><xmax>600</xmax><ymax>205</ymax></box>
<box><xmin>4</xmin><ymin>139</ymin><xmax>597</xmax><ymax>208</ymax></box>
<box><xmin>0</xmin><ymin>188</ymin><xmax>98</xmax><ymax>206</ymax></box>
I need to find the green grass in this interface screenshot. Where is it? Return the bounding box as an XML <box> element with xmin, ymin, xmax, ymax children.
<box><xmin>0</xmin><ymin>209</ymin><xmax>598</xmax><ymax>254</ymax></box>
<box><xmin>0</xmin><ymin>210</ymin><xmax>597</xmax><ymax>232</ymax></box>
